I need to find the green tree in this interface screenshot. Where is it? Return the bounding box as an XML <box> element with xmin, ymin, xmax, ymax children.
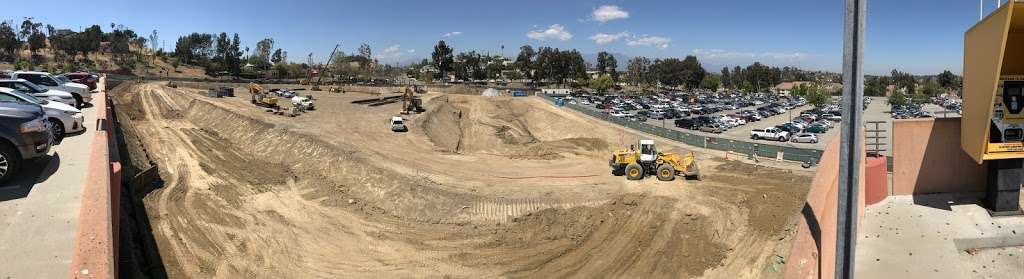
<box><xmin>175</xmin><ymin>33</ymin><xmax>214</xmax><ymax>66</ymax></box>
<box><xmin>891</xmin><ymin>69</ymin><xmax>917</xmax><ymax>96</ymax></box>
<box><xmin>937</xmin><ymin>70</ymin><xmax>957</xmax><ymax>89</ymax></box>
<box><xmin>626</xmin><ymin>56</ymin><xmax>652</xmax><ymax>88</ymax></box>
<box><xmin>805</xmin><ymin>84</ymin><xmax>831</xmax><ymax>107</ymax></box>
<box><xmin>741</xmin><ymin>80</ymin><xmax>755</xmax><ymax>93</ymax></box>
<box><xmin>652</xmin><ymin>58</ymin><xmax>686</xmax><ymax>88</ymax></box>
<box><xmin>515</xmin><ymin>45</ymin><xmax>535</xmax><ymax>82</ymax></box>
<box><xmin>0</xmin><ymin>20</ymin><xmax>20</xmax><ymax>61</ymax></box>
<box><xmin>720</xmin><ymin>67</ymin><xmax>732</xmax><ymax>89</ymax></box>
<box><xmin>864</xmin><ymin>76</ymin><xmax>890</xmax><ymax>97</ymax></box>
<box><xmin>700</xmin><ymin>74</ymin><xmax>721</xmax><ymax>91</ymax></box>
<box><xmin>792</xmin><ymin>83</ymin><xmax>808</xmax><ymax>96</ymax></box>
<box><xmin>888</xmin><ymin>90</ymin><xmax>908</xmax><ymax>107</ymax></box>
<box><xmin>731</xmin><ymin>66</ymin><xmax>743</xmax><ymax>90</ymax></box>
<box><xmin>432</xmin><ymin>40</ymin><xmax>454</xmax><ymax>79</ymax></box>
<box><xmin>922</xmin><ymin>78</ymin><xmax>941</xmax><ymax>97</ymax></box>
<box><xmin>680</xmin><ymin>55</ymin><xmax>706</xmax><ymax>90</ymax></box>
<box><xmin>589</xmin><ymin>74</ymin><xmax>614</xmax><ymax>94</ymax></box>
<box><xmin>251</xmin><ymin>37</ymin><xmax>274</xmax><ymax>69</ymax></box>
<box><xmin>596</xmin><ymin>51</ymin><xmax>619</xmax><ymax>82</ymax></box>
<box><xmin>271</xmin><ymin>48</ymin><xmax>283</xmax><ymax>64</ymax></box>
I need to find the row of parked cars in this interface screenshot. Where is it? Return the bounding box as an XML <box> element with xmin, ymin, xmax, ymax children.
<box><xmin>672</xmin><ymin>100</ymin><xmax>808</xmax><ymax>133</ymax></box>
<box><xmin>749</xmin><ymin>106</ymin><xmax>843</xmax><ymax>144</ymax></box>
<box><xmin>0</xmin><ymin>71</ymin><xmax>97</xmax><ymax>184</ymax></box>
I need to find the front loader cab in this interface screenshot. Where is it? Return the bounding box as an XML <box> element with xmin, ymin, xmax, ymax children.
<box><xmin>639</xmin><ymin>140</ymin><xmax>657</xmax><ymax>162</ymax></box>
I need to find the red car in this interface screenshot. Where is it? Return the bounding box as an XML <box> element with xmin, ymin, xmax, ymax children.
<box><xmin>61</xmin><ymin>72</ymin><xmax>97</xmax><ymax>90</ymax></box>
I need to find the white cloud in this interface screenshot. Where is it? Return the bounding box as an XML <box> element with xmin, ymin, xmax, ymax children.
<box><xmin>627</xmin><ymin>35</ymin><xmax>671</xmax><ymax>49</ymax></box>
<box><xmin>692</xmin><ymin>48</ymin><xmax>811</xmax><ymax>63</ymax></box>
<box><xmin>443</xmin><ymin>31</ymin><xmax>462</xmax><ymax>37</ymax></box>
<box><xmin>590</xmin><ymin>32</ymin><xmax>630</xmax><ymax>44</ymax></box>
<box><xmin>527</xmin><ymin>24</ymin><xmax>573</xmax><ymax>41</ymax></box>
<box><xmin>592</xmin><ymin>5</ymin><xmax>629</xmax><ymax>23</ymax></box>
<box><xmin>374</xmin><ymin>44</ymin><xmax>411</xmax><ymax>62</ymax></box>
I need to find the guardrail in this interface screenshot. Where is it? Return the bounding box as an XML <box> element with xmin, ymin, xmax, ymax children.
<box><xmin>539</xmin><ymin>95</ymin><xmax>825</xmax><ymax>164</ymax></box>
<box><xmin>69</xmin><ymin>76</ymin><xmax>120</xmax><ymax>279</ymax></box>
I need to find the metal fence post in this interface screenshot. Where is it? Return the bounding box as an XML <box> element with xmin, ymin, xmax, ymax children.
<box><xmin>837</xmin><ymin>0</ymin><xmax>866</xmax><ymax>277</ymax></box>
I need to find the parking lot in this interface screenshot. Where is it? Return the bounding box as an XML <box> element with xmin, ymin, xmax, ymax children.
<box><xmin>566</xmin><ymin>93</ymin><xmax>962</xmax><ymax>159</ymax></box>
<box><xmin>0</xmin><ymin>99</ymin><xmax>96</xmax><ymax>279</ymax></box>
<box><xmin>571</xmin><ymin>93</ymin><xmax>839</xmax><ymax>152</ymax></box>
<box><xmin>862</xmin><ymin>96</ymin><xmax>960</xmax><ymax>156</ymax></box>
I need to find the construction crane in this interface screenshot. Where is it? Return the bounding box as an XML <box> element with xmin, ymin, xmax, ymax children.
<box><xmin>311</xmin><ymin>44</ymin><xmax>340</xmax><ymax>91</ymax></box>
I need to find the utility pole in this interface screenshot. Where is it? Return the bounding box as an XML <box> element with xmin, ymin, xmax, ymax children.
<box><xmin>837</xmin><ymin>0</ymin><xmax>865</xmax><ymax>278</ymax></box>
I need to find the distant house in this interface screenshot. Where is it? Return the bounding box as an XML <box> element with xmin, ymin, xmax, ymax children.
<box><xmin>773</xmin><ymin>81</ymin><xmax>813</xmax><ymax>95</ymax></box>
<box><xmin>420</xmin><ymin>65</ymin><xmax>439</xmax><ymax>74</ymax></box>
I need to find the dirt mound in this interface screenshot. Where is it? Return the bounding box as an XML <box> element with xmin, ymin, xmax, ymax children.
<box><xmin>422</xmin><ymin>95</ymin><xmax>609</xmax><ymax>159</ymax></box>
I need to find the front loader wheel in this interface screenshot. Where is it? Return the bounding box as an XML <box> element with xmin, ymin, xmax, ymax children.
<box><xmin>656</xmin><ymin>164</ymin><xmax>675</xmax><ymax>181</ymax></box>
<box><xmin>625</xmin><ymin>163</ymin><xmax>644</xmax><ymax>180</ymax></box>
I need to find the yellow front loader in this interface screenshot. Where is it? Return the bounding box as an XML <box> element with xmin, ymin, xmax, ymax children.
<box><xmin>609</xmin><ymin>140</ymin><xmax>701</xmax><ymax>181</ymax></box>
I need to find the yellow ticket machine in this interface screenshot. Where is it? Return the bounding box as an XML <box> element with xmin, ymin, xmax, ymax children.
<box><xmin>961</xmin><ymin>1</ymin><xmax>1024</xmax><ymax>213</ymax></box>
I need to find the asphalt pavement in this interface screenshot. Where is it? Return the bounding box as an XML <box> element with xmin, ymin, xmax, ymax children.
<box><xmin>0</xmin><ymin>104</ymin><xmax>97</xmax><ymax>279</ymax></box>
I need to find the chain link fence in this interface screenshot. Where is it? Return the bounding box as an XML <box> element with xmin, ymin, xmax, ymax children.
<box><xmin>541</xmin><ymin>95</ymin><xmax>825</xmax><ymax>165</ymax></box>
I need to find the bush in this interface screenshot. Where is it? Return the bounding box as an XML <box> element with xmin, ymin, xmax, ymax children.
<box><xmin>13</xmin><ymin>60</ymin><xmax>32</xmax><ymax>70</ymax></box>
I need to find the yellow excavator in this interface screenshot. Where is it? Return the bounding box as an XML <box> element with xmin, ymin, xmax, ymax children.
<box><xmin>609</xmin><ymin>140</ymin><xmax>701</xmax><ymax>181</ymax></box>
<box><xmin>248</xmin><ymin>83</ymin><xmax>278</xmax><ymax>107</ymax></box>
<box><xmin>401</xmin><ymin>86</ymin><xmax>424</xmax><ymax>114</ymax></box>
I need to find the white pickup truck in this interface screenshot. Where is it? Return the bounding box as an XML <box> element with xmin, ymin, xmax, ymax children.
<box><xmin>751</xmin><ymin>127</ymin><xmax>790</xmax><ymax>142</ymax></box>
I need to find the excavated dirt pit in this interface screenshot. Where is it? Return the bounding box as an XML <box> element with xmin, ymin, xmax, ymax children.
<box><xmin>112</xmin><ymin>82</ymin><xmax>813</xmax><ymax>278</ymax></box>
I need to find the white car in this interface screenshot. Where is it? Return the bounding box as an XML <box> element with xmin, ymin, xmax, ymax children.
<box><xmin>791</xmin><ymin>133</ymin><xmax>819</xmax><ymax>143</ymax></box>
<box><xmin>609</xmin><ymin>111</ymin><xmax>630</xmax><ymax>117</ymax></box>
<box><xmin>390</xmin><ymin>116</ymin><xmax>407</xmax><ymax>132</ymax></box>
<box><xmin>0</xmin><ymin>88</ymin><xmax>84</xmax><ymax>141</ymax></box>
<box><xmin>11</xmin><ymin>71</ymin><xmax>91</xmax><ymax>108</ymax></box>
<box><xmin>0</xmin><ymin>79</ymin><xmax>76</xmax><ymax>107</ymax></box>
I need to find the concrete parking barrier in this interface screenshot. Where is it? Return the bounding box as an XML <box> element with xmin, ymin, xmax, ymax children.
<box><xmin>69</xmin><ymin>76</ymin><xmax>120</xmax><ymax>279</ymax></box>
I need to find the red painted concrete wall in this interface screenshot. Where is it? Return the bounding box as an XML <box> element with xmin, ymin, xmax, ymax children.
<box><xmin>864</xmin><ymin>156</ymin><xmax>887</xmax><ymax>205</ymax></box>
<box><xmin>892</xmin><ymin>118</ymin><xmax>987</xmax><ymax>195</ymax></box>
<box><xmin>69</xmin><ymin>76</ymin><xmax>119</xmax><ymax>279</ymax></box>
<box><xmin>784</xmin><ymin>134</ymin><xmax>865</xmax><ymax>279</ymax></box>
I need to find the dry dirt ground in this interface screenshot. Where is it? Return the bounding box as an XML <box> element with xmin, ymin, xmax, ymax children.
<box><xmin>111</xmin><ymin>82</ymin><xmax>813</xmax><ymax>278</ymax></box>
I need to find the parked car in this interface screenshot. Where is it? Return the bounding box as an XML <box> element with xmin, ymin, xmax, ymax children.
<box><xmin>10</xmin><ymin>71</ymin><xmax>91</xmax><ymax>108</ymax></box>
<box><xmin>786</xmin><ymin>132</ymin><xmax>819</xmax><ymax>142</ymax></box>
<box><xmin>699</xmin><ymin>124</ymin><xmax>724</xmax><ymax>134</ymax></box>
<box><xmin>822</xmin><ymin>113</ymin><xmax>842</xmax><ymax>121</ymax></box>
<box><xmin>390</xmin><ymin>116</ymin><xmax>407</xmax><ymax>132</ymax></box>
<box><xmin>60</xmin><ymin>72</ymin><xmax>98</xmax><ymax>91</ymax></box>
<box><xmin>0</xmin><ymin>94</ymin><xmax>53</xmax><ymax>184</ymax></box>
<box><xmin>0</xmin><ymin>88</ymin><xmax>83</xmax><ymax>142</ymax></box>
<box><xmin>751</xmin><ymin>127</ymin><xmax>790</xmax><ymax>142</ymax></box>
<box><xmin>0</xmin><ymin>79</ymin><xmax>77</xmax><ymax>107</ymax></box>
<box><xmin>805</xmin><ymin>124</ymin><xmax>829</xmax><ymax>134</ymax></box>
<box><xmin>674</xmin><ymin>118</ymin><xmax>702</xmax><ymax>130</ymax></box>
<box><xmin>609</xmin><ymin>111</ymin><xmax>630</xmax><ymax>118</ymax></box>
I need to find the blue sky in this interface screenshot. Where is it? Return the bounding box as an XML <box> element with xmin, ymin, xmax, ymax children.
<box><xmin>10</xmin><ymin>0</ymin><xmax>1007</xmax><ymax>75</ymax></box>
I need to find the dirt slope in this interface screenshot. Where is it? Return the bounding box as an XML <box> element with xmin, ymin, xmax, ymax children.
<box><xmin>111</xmin><ymin>82</ymin><xmax>812</xmax><ymax>278</ymax></box>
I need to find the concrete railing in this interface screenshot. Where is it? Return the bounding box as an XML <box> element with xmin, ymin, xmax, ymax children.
<box><xmin>892</xmin><ymin>118</ymin><xmax>986</xmax><ymax>195</ymax></box>
<box><xmin>69</xmin><ymin>76</ymin><xmax>121</xmax><ymax>279</ymax></box>
<box><xmin>783</xmin><ymin>134</ymin><xmax>865</xmax><ymax>279</ymax></box>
